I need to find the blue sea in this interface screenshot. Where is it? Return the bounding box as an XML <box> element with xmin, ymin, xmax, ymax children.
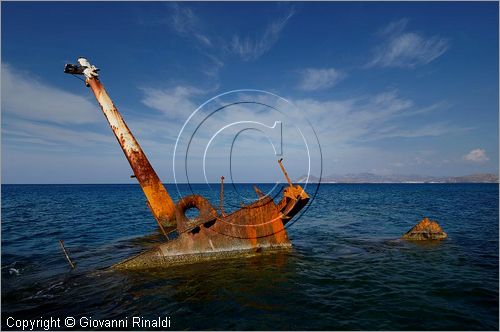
<box><xmin>1</xmin><ymin>183</ymin><xmax>498</xmax><ymax>330</ymax></box>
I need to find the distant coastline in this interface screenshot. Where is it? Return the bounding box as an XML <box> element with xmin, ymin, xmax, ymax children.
<box><xmin>297</xmin><ymin>173</ymin><xmax>499</xmax><ymax>184</ymax></box>
<box><xmin>2</xmin><ymin>173</ymin><xmax>499</xmax><ymax>185</ymax></box>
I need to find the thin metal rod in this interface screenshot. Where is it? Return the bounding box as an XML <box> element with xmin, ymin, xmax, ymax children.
<box><xmin>220</xmin><ymin>176</ymin><xmax>225</xmax><ymax>216</ymax></box>
<box><xmin>147</xmin><ymin>202</ymin><xmax>169</xmax><ymax>240</ymax></box>
<box><xmin>59</xmin><ymin>240</ymin><xmax>76</xmax><ymax>269</ymax></box>
<box><xmin>278</xmin><ymin>158</ymin><xmax>293</xmax><ymax>187</ymax></box>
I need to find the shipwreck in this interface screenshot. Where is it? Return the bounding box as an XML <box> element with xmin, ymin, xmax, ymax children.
<box><xmin>64</xmin><ymin>57</ymin><xmax>310</xmax><ymax>269</ymax></box>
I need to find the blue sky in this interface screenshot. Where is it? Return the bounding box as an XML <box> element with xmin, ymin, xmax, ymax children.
<box><xmin>2</xmin><ymin>1</ymin><xmax>498</xmax><ymax>184</ymax></box>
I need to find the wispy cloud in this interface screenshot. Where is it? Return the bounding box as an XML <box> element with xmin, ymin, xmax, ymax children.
<box><xmin>170</xmin><ymin>3</ymin><xmax>212</xmax><ymax>47</ymax></box>
<box><xmin>1</xmin><ymin>65</ymin><xmax>477</xmax><ymax>182</ymax></box>
<box><xmin>167</xmin><ymin>3</ymin><xmax>225</xmax><ymax>78</ymax></box>
<box><xmin>1</xmin><ymin>63</ymin><xmax>100</xmax><ymax>124</ymax></box>
<box><xmin>369</xmin><ymin>122</ymin><xmax>472</xmax><ymax>140</ymax></box>
<box><xmin>1</xmin><ymin>63</ymin><xmax>117</xmax><ymax>154</ymax></box>
<box><xmin>230</xmin><ymin>7</ymin><xmax>295</xmax><ymax>61</ymax></box>
<box><xmin>463</xmin><ymin>148</ymin><xmax>489</xmax><ymax>162</ymax></box>
<box><xmin>168</xmin><ymin>3</ymin><xmax>294</xmax><ymax>64</ymax></box>
<box><xmin>140</xmin><ymin>85</ymin><xmax>213</xmax><ymax>122</ymax></box>
<box><xmin>297</xmin><ymin>68</ymin><xmax>345</xmax><ymax>91</ymax></box>
<box><xmin>368</xmin><ymin>18</ymin><xmax>449</xmax><ymax>68</ymax></box>
<box><xmin>203</xmin><ymin>54</ymin><xmax>225</xmax><ymax>78</ymax></box>
<box><xmin>136</xmin><ymin>82</ymin><xmax>471</xmax><ymax>178</ymax></box>
<box><xmin>290</xmin><ymin>91</ymin><xmax>473</xmax><ymax>175</ymax></box>
<box><xmin>293</xmin><ymin>90</ymin><xmax>463</xmax><ymax>145</ymax></box>
<box><xmin>3</xmin><ymin>119</ymin><xmax>113</xmax><ymax>150</ymax></box>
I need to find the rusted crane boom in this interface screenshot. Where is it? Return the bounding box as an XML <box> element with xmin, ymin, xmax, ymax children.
<box><xmin>64</xmin><ymin>57</ymin><xmax>310</xmax><ymax>269</ymax></box>
<box><xmin>65</xmin><ymin>58</ymin><xmax>176</xmax><ymax>228</ymax></box>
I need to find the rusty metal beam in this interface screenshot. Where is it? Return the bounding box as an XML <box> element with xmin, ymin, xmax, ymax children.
<box><xmin>69</xmin><ymin>58</ymin><xmax>177</xmax><ymax>227</ymax></box>
<box><xmin>86</xmin><ymin>78</ymin><xmax>176</xmax><ymax>226</ymax></box>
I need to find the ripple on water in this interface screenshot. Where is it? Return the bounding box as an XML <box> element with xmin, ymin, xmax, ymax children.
<box><xmin>1</xmin><ymin>183</ymin><xmax>498</xmax><ymax>330</ymax></box>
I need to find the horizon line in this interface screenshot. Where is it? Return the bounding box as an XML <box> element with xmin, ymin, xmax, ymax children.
<box><xmin>1</xmin><ymin>182</ymin><xmax>498</xmax><ymax>185</ymax></box>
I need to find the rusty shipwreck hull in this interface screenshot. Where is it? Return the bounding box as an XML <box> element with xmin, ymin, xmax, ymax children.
<box><xmin>114</xmin><ymin>193</ymin><xmax>307</xmax><ymax>269</ymax></box>
<box><xmin>114</xmin><ymin>180</ymin><xmax>309</xmax><ymax>270</ymax></box>
<box><xmin>64</xmin><ymin>58</ymin><xmax>309</xmax><ymax>270</ymax></box>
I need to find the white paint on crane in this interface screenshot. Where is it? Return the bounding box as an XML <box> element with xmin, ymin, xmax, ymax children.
<box><xmin>96</xmin><ymin>88</ymin><xmax>139</xmax><ymax>153</ymax></box>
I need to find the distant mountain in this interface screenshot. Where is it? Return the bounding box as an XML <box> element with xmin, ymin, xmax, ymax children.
<box><xmin>445</xmin><ymin>173</ymin><xmax>499</xmax><ymax>183</ymax></box>
<box><xmin>297</xmin><ymin>173</ymin><xmax>499</xmax><ymax>184</ymax></box>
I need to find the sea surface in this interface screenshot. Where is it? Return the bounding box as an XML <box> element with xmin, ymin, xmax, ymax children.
<box><xmin>1</xmin><ymin>183</ymin><xmax>498</xmax><ymax>330</ymax></box>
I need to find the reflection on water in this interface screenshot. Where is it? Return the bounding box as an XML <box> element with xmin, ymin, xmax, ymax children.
<box><xmin>1</xmin><ymin>184</ymin><xmax>498</xmax><ymax>330</ymax></box>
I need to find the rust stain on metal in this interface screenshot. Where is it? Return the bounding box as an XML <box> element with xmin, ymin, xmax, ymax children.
<box><xmin>65</xmin><ymin>58</ymin><xmax>310</xmax><ymax>270</ymax></box>
<box><xmin>86</xmin><ymin>78</ymin><xmax>176</xmax><ymax>228</ymax></box>
<box><xmin>402</xmin><ymin>217</ymin><xmax>447</xmax><ymax>240</ymax></box>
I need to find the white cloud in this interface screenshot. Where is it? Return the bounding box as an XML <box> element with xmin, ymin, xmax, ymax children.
<box><xmin>137</xmin><ymin>85</ymin><xmax>470</xmax><ymax>179</ymax></box>
<box><xmin>202</xmin><ymin>54</ymin><xmax>224</xmax><ymax>78</ymax></box>
<box><xmin>1</xmin><ymin>63</ymin><xmax>101</xmax><ymax>124</ymax></box>
<box><xmin>1</xmin><ymin>65</ymin><xmax>117</xmax><ymax>155</ymax></box>
<box><xmin>170</xmin><ymin>3</ymin><xmax>212</xmax><ymax>47</ymax></box>
<box><xmin>3</xmin><ymin>119</ymin><xmax>114</xmax><ymax>150</ymax></box>
<box><xmin>167</xmin><ymin>4</ymin><xmax>294</xmax><ymax>72</ymax></box>
<box><xmin>463</xmin><ymin>148</ymin><xmax>489</xmax><ymax>162</ymax></box>
<box><xmin>168</xmin><ymin>4</ymin><xmax>225</xmax><ymax>78</ymax></box>
<box><xmin>297</xmin><ymin>68</ymin><xmax>345</xmax><ymax>91</ymax></box>
<box><xmin>292</xmin><ymin>90</ymin><xmax>465</xmax><ymax>147</ymax></box>
<box><xmin>369</xmin><ymin>122</ymin><xmax>472</xmax><ymax>140</ymax></box>
<box><xmin>289</xmin><ymin>92</ymin><xmax>473</xmax><ymax>176</ymax></box>
<box><xmin>368</xmin><ymin>18</ymin><xmax>449</xmax><ymax>68</ymax></box>
<box><xmin>2</xmin><ymin>65</ymin><xmax>476</xmax><ymax>182</ymax></box>
<box><xmin>230</xmin><ymin>7</ymin><xmax>294</xmax><ymax>61</ymax></box>
<box><xmin>140</xmin><ymin>85</ymin><xmax>205</xmax><ymax>121</ymax></box>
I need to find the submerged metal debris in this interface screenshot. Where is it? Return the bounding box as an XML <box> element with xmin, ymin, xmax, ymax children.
<box><xmin>64</xmin><ymin>58</ymin><xmax>309</xmax><ymax>269</ymax></box>
<box><xmin>59</xmin><ymin>240</ymin><xmax>76</xmax><ymax>269</ymax></box>
<box><xmin>402</xmin><ymin>217</ymin><xmax>447</xmax><ymax>241</ymax></box>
